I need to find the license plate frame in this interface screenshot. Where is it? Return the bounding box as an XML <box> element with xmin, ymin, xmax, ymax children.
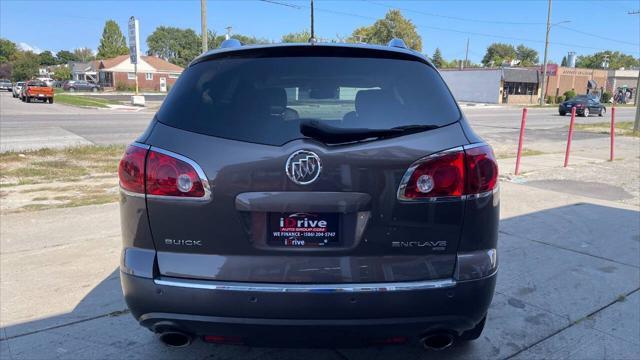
<box><xmin>268</xmin><ymin>212</ymin><xmax>340</xmax><ymax>247</ymax></box>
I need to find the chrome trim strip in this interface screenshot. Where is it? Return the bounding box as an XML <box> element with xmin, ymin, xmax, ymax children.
<box><xmin>154</xmin><ymin>277</ymin><xmax>456</xmax><ymax>293</ymax></box>
<box><xmin>462</xmin><ymin>142</ymin><xmax>488</xmax><ymax>150</ymax></box>
<box><xmin>147</xmin><ymin>146</ymin><xmax>212</xmax><ymax>202</ymax></box>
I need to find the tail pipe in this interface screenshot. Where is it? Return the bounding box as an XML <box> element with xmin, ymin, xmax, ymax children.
<box><xmin>158</xmin><ymin>330</ymin><xmax>193</xmax><ymax>347</ymax></box>
<box><xmin>421</xmin><ymin>332</ymin><xmax>455</xmax><ymax>351</ymax></box>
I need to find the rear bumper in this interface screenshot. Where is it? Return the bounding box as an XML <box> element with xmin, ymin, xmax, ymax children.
<box><xmin>121</xmin><ymin>271</ymin><xmax>496</xmax><ymax>345</ymax></box>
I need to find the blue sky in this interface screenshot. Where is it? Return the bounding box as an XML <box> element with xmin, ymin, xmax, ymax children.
<box><xmin>1</xmin><ymin>0</ymin><xmax>638</xmax><ymax>64</ymax></box>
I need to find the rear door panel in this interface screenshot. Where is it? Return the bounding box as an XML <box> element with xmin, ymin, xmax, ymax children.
<box><xmin>145</xmin><ymin>121</ymin><xmax>469</xmax><ymax>283</ymax></box>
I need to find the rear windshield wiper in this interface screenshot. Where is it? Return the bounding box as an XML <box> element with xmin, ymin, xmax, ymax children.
<box><xmin>300</xmin><ymin>120</ymin><xmax>439</xmax><ymax>144</ymax></box>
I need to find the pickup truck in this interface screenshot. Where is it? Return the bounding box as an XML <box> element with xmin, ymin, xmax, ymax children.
<box><xmin>21</xmin><ymin>80</ymin><xmax>54</xmax><ymax>103</ymax></box>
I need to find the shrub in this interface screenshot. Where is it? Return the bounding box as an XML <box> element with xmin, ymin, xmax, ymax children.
<box><xmin>563</xmin><ymin>90</ymin><xmax>576</xmax><ymax>100</ymax></box>
<box><xmin>115</xmin><ymin>82</ymin><xmax>135</xmax><ymax>92</ymax></box>
<box><xmin>546</xmin><ymin>95</ymin><xmax>555</xmax><ymax>104</ymax></box>
<box><xmin>601</xmin><ymin>91</ymin><xmax>612</xmax><ymax>103</ymax></box>
<box><xmin>556</xmin><ymin>95</ymin><xmax>565</xmax><ymax>103</ymax></box>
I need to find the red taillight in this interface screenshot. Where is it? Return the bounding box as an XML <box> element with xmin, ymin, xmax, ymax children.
<box><xmin>118</xmin><ymin>145</ymin><xmax>147</xmax><ymax>193</ymax></box>
<box><xmin>118</xmin><ymin>144</ymin><xmax>209</xmax><ymax>199</ymax></box>
<box><xmin>465</xmin><ymin>145</ymin><xmax>498</xmax><ymax>194</ymax></box>
<box><xmin>146</xmin><ymin>149</ymin><xmax>206</xmax><ymax>198</ymax></box>
<box><xmin>398</xmin><ymin>144</ymin><xmax>498</xmax><ymax>200</ymax></box>
<box><xmin>401</xmin><ymin>151</ymin><xmax>465</xmax><ymax>199</ymax></box>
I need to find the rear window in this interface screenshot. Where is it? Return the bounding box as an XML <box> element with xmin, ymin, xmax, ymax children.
<box><xmin>28</xmin><ymin>81</ymin><xmax>47</xmax><ymax>87</ymax></box>
<box><xmin>157</xmin><ymin>56</ymin><xmax>460</xmax><ymax>146</ymax></box>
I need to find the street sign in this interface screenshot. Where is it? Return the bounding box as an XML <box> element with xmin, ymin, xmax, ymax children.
<box><xmin>128</xmin><ymin>17</ymin><xmax>140</xmax><ymax>65</ymax></box>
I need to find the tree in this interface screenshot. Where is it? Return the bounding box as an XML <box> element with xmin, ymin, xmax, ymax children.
<box><xmin>11</xmin><ymin>51</ymin><xmax>40</xmax><ymax>81</ymax></box>
<box><xmin>74</xmin><ymin>48</ymin><xmax>95</xmax><ymax>62</ymax></box>
<box><xmin>146</xmin><ymin>26</ymin><xmax>200</xmax><ymax>67</ymax></box>
<box><xmin>515</xmin><ymin>45</ymin><xmax>538</xmax><ymax>66</ymax></box>
<box><xmin>348</xmin><ymin>10</ymin><xmax>422</xmax><ymax>51</ymax></box>
<box><xmin>575</xmin><ymin>51</ymin><xmax>640</xmax><ymax>69</ymax></box>
<box><xmin>431</xmin><ymin>48</ymin><xmax>444</xmax><ymax>68</ymax></box>
<box><xmin>0</xmin><ymin>38</ymin><xmax>18</xmax><ymax>63</ymax></box>
<box><xmin>561</xmin><ymin>56</ymin><xmax>568</xmax><ymax>67</ymax></box>
<box><xmin>52</xmin><ymin>66</ymin><xmax>71</xmax><ymax>80</ymax></box>
<box><xmin>97</xmin><ymin>20</ymin><xmax>129</xmax><ymax>59</ymax></box>
<box><xmin>281</xmin><ymin>30</ymin><xmax>312</xmax><ymax>43</ymax></box>
<box><xmin>38</xmin><ymin>50</ymin><xmax>57</xmax><ymax>66</ymax></box>
<box><xmin>207</xmin><ymin>30</ymin><xmax>269</xmax><ymax>49</ymax></box>
<box><xmin>55</xmin><ymin>50</ymin><xmax>78</xmax><ymax>64</ymax></box>
<box><xmin>482</xmin><ymin>43</ymin><xmax>516</xmax><ymax>67</ymax></box>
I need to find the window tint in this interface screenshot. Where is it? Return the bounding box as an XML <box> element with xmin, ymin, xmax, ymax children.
<box><xmin>157</xmin><ymin>56</ymin><xmax>460</xmax><ymax>146</ymax></box>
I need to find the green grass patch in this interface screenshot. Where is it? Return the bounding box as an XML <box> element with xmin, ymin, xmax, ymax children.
<box><xmin>574</xmin><ymin>121</ymin><xmax>639</xmax><ymax>137</ymax></box>
<box><xmin>54</xmin><ymin>94</ymin><xmax>121</xmax><ymax>108</ymax></box>
<box><xmin>496</xmin><ymin>149</ymin><xmax>547</xmax><ymax>159</ymax></box>
<box><xmin>1</xmin><ymin>144</ymin><xmax>125</xmax><ymax>186</ymax></box>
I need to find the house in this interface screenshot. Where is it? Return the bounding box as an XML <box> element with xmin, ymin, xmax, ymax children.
<box><xmin>440</xmin><ymin>67</ymin><xmax>540</xmax><ymax>104</ymax></box>
<box><xmin>69</xmin><ymin>62</ymin><xmax>97</xmax><ymax>82</ymax></box>
<box><xmin>94</xmin><ymin>55</ymin><xmax>183</xmax><ymax>92</ymax></box>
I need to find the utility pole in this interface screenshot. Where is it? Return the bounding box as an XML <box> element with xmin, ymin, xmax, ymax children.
<box><xmin>310</xmin><ymin>0</ymin><xmax>316</xmax><ymax>42</ymax></box>
<box><xmin>201</xmin><ymin>0</ymin><xmax>207</xmax><ymax>52</ymax></box>
<box><xmin>539</xmin><ymin>0</ymin><xmax>552</xmax><ymax>106</ymax></box>
<box><xmin>463</xmin><ymin>38</ymin><xmax>469</xmax><ymax>70</ymax></box>
<box><xmin>631</xmin><ymin>9</ymin><xmax>640</xmax><ymax>132</ymax></box>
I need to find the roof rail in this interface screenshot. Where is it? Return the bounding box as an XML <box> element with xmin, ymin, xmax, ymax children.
<box><xmin>387</xmin><ymin>38</ymin><xmax>408</xmax><ymax>49</ymax></box>
<box><xmin>219</xmin><ymin>38</ymin><xmax>242</xmax><ymax>49</ymax></box>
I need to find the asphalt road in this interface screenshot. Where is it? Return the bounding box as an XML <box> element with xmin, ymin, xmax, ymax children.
<box><xmin>1</xmin><ymin>91</ymin><xmax>637</xmax><ymax>152</ymax></box>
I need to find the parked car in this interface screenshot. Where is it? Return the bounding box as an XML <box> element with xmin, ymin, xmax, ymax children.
<box><xmin>21</xmin><ymin>80</ymin><xmax>54</xmax><ymax>103</ymax></box>
<box><xmin>63</xmin><ymin>80</ymin><xmax>101</xmax><ymax>92</ymax></box>
<box><xmin>12</xmin><ymin>81</ymin><xmax>25</xmax><ymax>98</ymax></box>
<box><xmin>0</xmin><ymin>79</ymin><xmax>12</xmax><ymax>91</ymax></box>
<box><xmin>118</xmin><ymin>39</ymin><xmax>499</xmax><ymax>350</ymax></box>
<box><xmin>35</xmin><ymin>77</ymin><xmax>54</xmax><ymax>87</ymax></box>
<box><xmin>559</xmin><ymin>95</ymin><xmax>606</xmax><ymax>117</ymax></box>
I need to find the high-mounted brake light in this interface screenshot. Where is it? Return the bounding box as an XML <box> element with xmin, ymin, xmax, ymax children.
<box><xmin>397</xmin><ymin>144</ymin><xmax>498</xmax><ymax>201</ymax></box>
<box><xmin>118</xmin><ymin>144</ymin><xmax>210</xmax><ymax>200</ymax></box>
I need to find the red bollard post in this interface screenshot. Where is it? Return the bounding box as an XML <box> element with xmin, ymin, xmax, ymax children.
<box><xmin>610</xmin><ymin>106</ymin><xmax>616</xmax><ymax>161</ymax></box>
<box><xmin>564</xmin><ymin>106</ymin><xmax>577</xmax><ymax>167</ymax></box>
<box><xmin>515</xmin><ymin>107</ymin><xmax>528</xmax><ymax>175</ymax></box>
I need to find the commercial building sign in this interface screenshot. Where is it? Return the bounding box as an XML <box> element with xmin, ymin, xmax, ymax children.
<box><xmin>128</xmin><ymin>17</ymin><xmax>140</xmax><ymax>65</ymax></box>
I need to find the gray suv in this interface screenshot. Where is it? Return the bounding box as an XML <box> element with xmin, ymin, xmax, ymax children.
<box><xmin>118</xmin><ymin>39</ymin><xmax>499</xmax><ymax>350</ymax></box>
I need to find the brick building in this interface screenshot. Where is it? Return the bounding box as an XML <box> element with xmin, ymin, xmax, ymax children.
<box><xmin>543</xmin><ymin>65</ymin><xmax>608</xmax><ymax>99</ymax></box>
<box><xmin>95</xmin><ymin>55</ymin><xmax>183</xmax><ymax>92</ymax></box>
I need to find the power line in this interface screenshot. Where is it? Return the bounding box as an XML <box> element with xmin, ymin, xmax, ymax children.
<box><xmin>364</xmin><ymin>0</ymin><xmax>545</xmax><ymax>26</ymax></box>
<box><xmin>258</xmin><ymin>0</ymin><xmax>302</xmax><ymax>9</ymax></box>
<box><xmin>258</xmin><ymin>0</ymin><xmax>627</xmax><ymax>52</ymax></box>
<box><xmin>556</xmin><ymin>25</ymin><xmax>639</xmax><ymax>46</ymax></box>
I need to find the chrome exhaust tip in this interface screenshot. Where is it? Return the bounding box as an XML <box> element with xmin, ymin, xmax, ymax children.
<box><xmin>159</xmin><ymin>331</ymin><xmax>193</xmax><ymax>348</ymax></box>
<box><xmin>421</xmin><ymin>333</ymin><xmax>455</xmax><ymax>351</ymax></box>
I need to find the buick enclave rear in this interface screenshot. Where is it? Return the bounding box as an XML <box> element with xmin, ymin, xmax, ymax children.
<box><xmin>118</xmin><ymin>40</ymin><xmax>499</xmax><ymax>350</ymax></box>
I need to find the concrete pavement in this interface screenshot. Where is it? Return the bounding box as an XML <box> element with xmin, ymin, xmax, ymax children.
<box><xmin>1</xmin><ymin>170</ymin><xmax>638</xmax><ymax>359</ymax></box>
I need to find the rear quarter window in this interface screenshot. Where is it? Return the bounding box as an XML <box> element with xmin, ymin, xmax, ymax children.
<box><xmin>157</xmin><ymin>54</ymin><xmax>460</xmax><ymax>146</ymax></box>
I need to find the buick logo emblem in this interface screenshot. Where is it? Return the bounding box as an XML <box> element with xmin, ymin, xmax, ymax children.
<box><xmin>286</xmin><ymin>150</ymin><xmax>322</xmax><ymax>185</ymax></box>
